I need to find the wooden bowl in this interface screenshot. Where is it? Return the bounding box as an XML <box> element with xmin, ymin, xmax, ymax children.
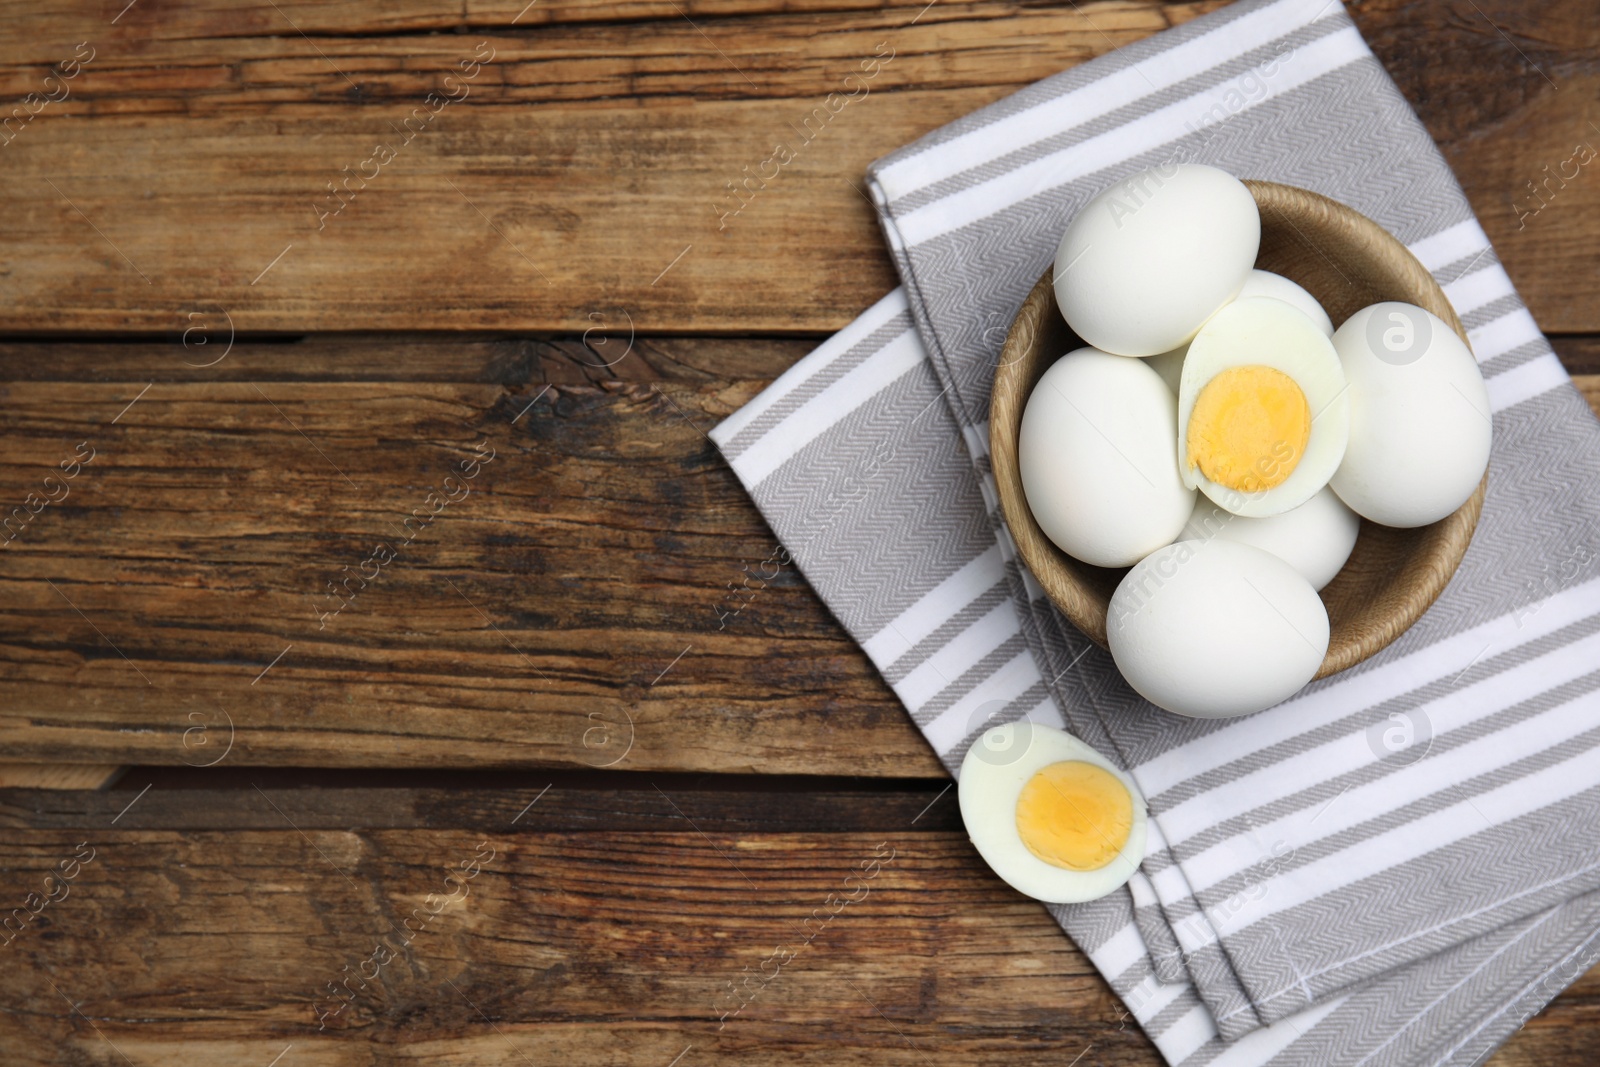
<box><xmin>991</xmin><ymin>180</ymin><xmax>1487</xmax><ymax>680</ymax></box>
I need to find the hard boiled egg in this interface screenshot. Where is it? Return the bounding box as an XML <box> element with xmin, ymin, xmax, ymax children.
<box><xmin>1107</xmin><ymin>539</ymin><xmax>1329</xmax><ymax>718</ymax></box>
<box><xmin>959</xmin><ymin>721</ymin><xmax>1146</xmax><ymax>903</ymax></box>
<box><xmin>1235</xmin><ymin>269</ymin><xmax>1334</xmax><ymax>336</ymax></box>
<box><xmin>1146</xmin><ymin>270</ymin><xmax>1332</xmax><ymax>395</ymax></box>
<box><xmin>1054</xmin><ymin>164</ymin><xmax>1260</xmax><ymax>356</ymax></box>
<box><xmin>1177</xmin><ymin>297</ymin><xmax>1350</xmax><ymax>518</ymax></box>
<box><xmin>1019</xmin><ymin>348</ymin><xmax>1195</xmax><ymax>567</ymax></box>
<box><xmin>1329</xmin><ymin>302</ymin><xmax>1491</xmax><ymax>527</ymax></box>
<box><xmin>1180</xmin><ymin>486</ymin><xmax>1360</xmax><ymax>591</ymax></box>
<box><xmin>1147</xmin><ymin>345</ymin><xmax>1187</xmax><ymax>397</ymax></box>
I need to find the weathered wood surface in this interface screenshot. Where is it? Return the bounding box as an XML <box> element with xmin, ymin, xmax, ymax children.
<box><xmin>2</xmin><ymin>335</ymin><xmax>1594</xmax><ymax>771</ymax></box>
<box><xmin>0</xmin><ymin>0</ymin><xmax>1596</xmax><ymax>333</ymax></box>
<box><xmin>0</xmin><ymin>826</ymin><xmax>1137</xmax><ymax>1064</ymax></box>
<box><xmin>0</xmin><ymin>774</ymin><xmax>970</xmax><ymax>832</ymax></box>
<box><xmin>0</xmin><ymin>784</ymin><xmax>1592</xmax><ymax>1065</ymax></box>
<box><xmin>0</xmin><ymin>335</ymin><xmax>945</xmax><ymax>774</ymax></box>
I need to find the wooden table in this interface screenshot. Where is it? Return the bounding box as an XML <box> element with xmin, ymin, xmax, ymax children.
<box><xmin>2</xmin><ymin>1</ymin><xmax>1596</xmax><ymax>1062</ymax></box>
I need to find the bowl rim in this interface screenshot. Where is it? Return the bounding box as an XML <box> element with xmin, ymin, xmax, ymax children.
<box><xmin>989</xmin><ymin>178</ymin><xmax>1488</xmax><ymax>681</ymax></box>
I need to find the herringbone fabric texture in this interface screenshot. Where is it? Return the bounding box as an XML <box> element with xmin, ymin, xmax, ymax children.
<box><xmin>711</xmin><ymin>0</ymin><xmax>1600</xmax><ymax>1062</ymax></box>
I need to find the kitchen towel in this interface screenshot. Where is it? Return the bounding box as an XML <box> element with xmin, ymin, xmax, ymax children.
<box><xmin>710</xmin><ymin>0</ymin><xmax>1600</xmax><ymax>1063</ymax></box>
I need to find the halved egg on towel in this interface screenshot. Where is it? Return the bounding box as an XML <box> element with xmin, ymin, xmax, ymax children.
<box><xmin>959</xmin><ymin>722</ymin><xmax>1146</xmax><ymax>903</ymax></box>
<box><xmin>1177</xmin><ymin>296</ymin><xmax>1350</xmax><ymax>518</ymax></box>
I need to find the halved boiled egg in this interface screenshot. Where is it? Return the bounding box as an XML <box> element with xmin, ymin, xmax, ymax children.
<box><xmin>1234</xmin><ymin>268</ymin><xmax>1334</xmax><ymax>337</ymax></box>
<box><xmin>959</xmin><ymin>722</ymin><xmax>1146</xmax><ymax>903</ymax></box>
<box><xmin>1177</xmin><ymin>297</ymin><xmax>1349</xmax><ymax>518</ymax></box>
<box><xmin>1146</xmin><ymin>270</ymin><xmax>1332</xmax><ymax>396</ymax></box>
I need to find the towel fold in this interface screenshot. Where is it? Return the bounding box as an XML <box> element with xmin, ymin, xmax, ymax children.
<box><xmin>712</xmin><ymin>0</ymin><xmax>1600</xmax><ymax>1061</ymax></box>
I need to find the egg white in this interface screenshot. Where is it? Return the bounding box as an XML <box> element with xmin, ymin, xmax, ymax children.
<box><xmin>1235</xmin><ymin>269</ymin><xmax>1334</xmax><ymax>337</ymax></box>
<box><xmin>1180</xmin><ymin>486</ymin><xmax>1360</xmax><ymax>591</ymax></box>
<box><xmin>1177</xmin><ymin>297</ymin><xmax>1350</xmax><ymax>518</ymax></box>
<box><xmin>1145</xmin><ymin>271</ymin><xmax>1330</xmax><ymax>396</ymax></box>
<box><xmin>958</xmin><ymin>722</ymin><xmax>1147</xmax><ymax>903</ymax></box>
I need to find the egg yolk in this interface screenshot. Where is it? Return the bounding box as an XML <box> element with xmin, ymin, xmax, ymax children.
<box><xmin>1014</xmin><ymin>760</ymin><xmax>1133</xmax><ymax>871</ymax></box>
<box><xmin>1185</xmin><ymin>365</ymin><xmax>1311</xmax><ymax>493</ymax></box>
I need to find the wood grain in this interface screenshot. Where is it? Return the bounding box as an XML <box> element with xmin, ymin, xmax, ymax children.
<box><xmin>0</xmin><ymin>0</ymin><xmax>1594</xmax><ymax>333</ymax></box>
<box><xmin>0</xmin><ymin>0</ymin><xmax>1211</xmax><ymax>335</ymax></box>
<box><xmin>0</xmin><ymin>826</ymin><xmax>1151</xmax><ymax>1065</ymax></box>
<box><xmin>0</xmin><ymin>0</ymin><xmax>1213</xmax><ymax>40</ymax></box>
<box><xmin>0</xmin><ymin>335</ymin><xmax>937</xmax><ymax>774</ymax></box>
<box><xmin>0</xmin><ymin>803</ymin><xmax>1591</xmax><ymax>1065</ymax></box>
<box><xmin>0</xmin><ymin>775</ymin><xmax>969</xmax><ymax>832</ymax></box>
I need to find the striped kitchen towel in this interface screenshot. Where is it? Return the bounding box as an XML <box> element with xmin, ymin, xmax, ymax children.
<box><xmin>710</xmin><ymin>0</ymin><xmax>1600</xmax><ymax>1064</ymax></box>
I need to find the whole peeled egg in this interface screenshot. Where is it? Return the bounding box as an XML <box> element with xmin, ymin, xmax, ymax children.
<box><xmin>1019</xmin><ymin>347</ymin><xmax>1195</xmax><ymax>568</ymax></box>
<box><xmin>1329</xmin><ymin>303</ymin><xmax>1491</xmax><ymax>528</ymax></box>
<box><xmin>1107</xmin><ymin>539</ymin><xmax>1329</xmax><ymax>718</ymax></box>
<box><xmin>1180</xmin><ymin>486</ymin><xmax>1360</xmax><ymax>591</ymax></box>
<box><xmin>959</xmin><ymin>721</ymin><xmax>1146</xmax><ymax>903</ymax></box>
<box><xmin>1054</xmin><ymin>164</ymin><xmax>1260</xmax><ymax>357</ymax></box>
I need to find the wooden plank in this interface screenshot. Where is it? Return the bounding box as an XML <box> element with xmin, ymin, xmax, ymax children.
<box><xmin>0</xmin><ymin>335</ymin><xmax>938</xmax><ymax>773</ymax></box>
<box><xmin>0</xmin><ymin>1</ymin><xmax>1594</xmax><ymax>333</ymax></box>
<box><xmin>0</xmin><ymin>0</ymin><xmax>1209</xmax><ymax>40</ymax></box>
<box><xmin>0</xmin><ymin>775</ymin><xmax>966</xmax><ymax>832</ymax></box>
<box><xmin>0</xmin><ymin>820</ymin><xmax>1591</xmax><ymax>1064</ymax></box>
<box><xmin>0</xmin><ymin>336</ymin><xmax>1595</xmax><ymax>770</ymax></box>
<box><xmin>0</xmin><ymin>1</ymin><xmax>1208</xmax><ymax>105</ymax></box>
<box><xmin>0</xmin><ymin>827</ymin><xmax>1153</xmax><ymax>1065</ymax></box>
<box><xmin>0</xmin><ymin>0</ymin><xmax>1209</xmax><ymax>335</ymax></box>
